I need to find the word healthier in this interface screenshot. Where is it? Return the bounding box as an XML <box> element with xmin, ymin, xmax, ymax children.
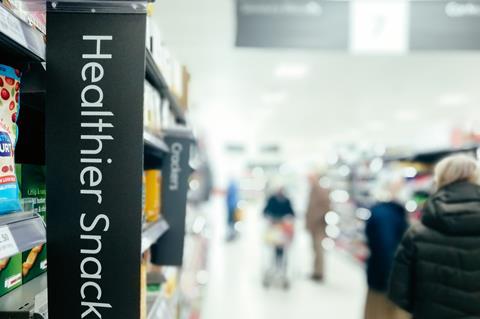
<box><xmin>79</xmin><ymin>35</ymin><xmax>114</xmax><ymax>319</ymax></box>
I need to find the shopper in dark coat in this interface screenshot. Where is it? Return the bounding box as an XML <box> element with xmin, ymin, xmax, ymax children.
<box><xmin>264</xmin><ymin>187</ymin><xmax>295</xmax><ymax>264</ymax></box>
<box><xmin>389</xmin><ymin>154</ymin><xmax>480</xmax><ymax>319</ymax></box>
<box><xmin>364</xmin><ymin>173</ymin><xmax>410</xmax><ymax>319</ymax></box>
<box><xmin>264</xmin><ymin>188</ymin><xmax>295</xmax><ymax>220</ymax></box>
<box><xmin>366</xmin><ymin>202</ymin><xmax>409</xmax><ymax>292</ymax></box>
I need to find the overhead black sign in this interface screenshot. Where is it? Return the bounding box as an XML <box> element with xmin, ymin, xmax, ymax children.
<box><xmin>151</xmin><ymin>129</ymin><xmax>193</xmax><ymax>266</ymax></box>
<box><xmin>410</xmin><ymin>0</ymin><xmax>480</xmax><ymax>50</ymax></box>
<box><xmin>46</xmin><ymin>6</ymin><xmax>146</xmax><ymax>319</ymax></box>
<box><xmin>236</xmin><ymin>0</ymin><xmax>350</xmax><ymax>49</ymax></box>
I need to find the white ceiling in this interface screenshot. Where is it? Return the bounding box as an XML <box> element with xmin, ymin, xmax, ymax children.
<box><xmin>153</xmin><ymin>0</ymin><xmax>480</xmax><ymax>163</ymax></box>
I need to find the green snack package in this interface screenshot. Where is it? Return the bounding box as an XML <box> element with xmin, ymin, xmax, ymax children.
<box><xmin>22</xmin><ymin>244</ymin><xmax>47</xmax><ymax>283</ymax></box>
<box><xmin>0</xmin><ymin>253</ymin><xmax>22</xmax><ymax>297</ymax></box>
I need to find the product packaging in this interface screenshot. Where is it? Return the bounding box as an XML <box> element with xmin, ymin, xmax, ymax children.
<box><xmin>16</xmin><ymin>164</ymin><xmax>47</xmax><ymax>283</ymax></box>
<box><xmin>3</xmin><ymin>0</ymin><xmax>46</xmax><ymax>34</ymax></box>
<box><xmin>0</xmin><ymin>253</ymin><xmax>22</xmax><ymax>297</ymax></box>
<box><xmin>140</xmin><ymin>254</ymin><xmax>147</xmax><ymax>319</ymax></box>
<box><xmin>145</xmin><ymin>169</ymin><xmax>161</xmax><ymax>223</ymax></box>
<box><xmin>16</xmin><ymin>164</ymin><xmax>46</xmax><ymax>220</ymax></box>
<box><xmin>144</xmin><ymin>80</ymin><xmax>154</xmax><ymax>132</ymax></box>
<box><xmin>144</xmin><ymin>81</ymin><xmax>163</xmax><ymax>133</ymax></box>
<box><xmin>22</xmin><ymin>244</ymin><xmax>46</xmax><ymax>283</ymax></box>
<box><xmin>0</xmin><ymin>64</ymin><xmax>21</xmax><ymax>214</ymax></box>
<box><xmin>142</xmin><ymin>172</ymin><xmax>146</xmax><ymax>226</ymax></box>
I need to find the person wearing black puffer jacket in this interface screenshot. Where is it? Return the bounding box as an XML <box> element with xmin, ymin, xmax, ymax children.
<box><xmin>388</xmin><ymin>154</ymin><xmax>480</xmax><ymax>319</ymax></box>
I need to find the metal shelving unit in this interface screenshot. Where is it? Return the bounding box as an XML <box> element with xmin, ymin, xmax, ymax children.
<box><xmin>0</xmin><ymin>272</ymin><xmax>47</xmax><ymax>314</ymax></box>
<box><xmin>0</xmin><ymin>212</ymin><xmax>46</xmax><ymax>260</ymax></box>
<box><xmin>145</xmin><ymin>50</ymin><xmax>186</xmax><ymax>124</ymax></box>
<box><xmin>147</xmin><ymin>294</ymin><xmax>173</xmax><ymax>319</ymax></box>
<box><xmin>144</xmin><ymin>130</ymin><xmax>170</xmax><ymax>154</ymax></box>
<box><xmin>0</xmin><ymin>3</ymin><xmax>45</xmax><ymax>62</ymax></box>
<box><xmin>142</xmin><ymin>219</ymin><xmax>169</xmax><ymax>253</ymax></box>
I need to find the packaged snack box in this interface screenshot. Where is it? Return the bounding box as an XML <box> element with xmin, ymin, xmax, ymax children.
<box><xmin>22</xmin><ymin>244</ymin><xmax>47</xmax><ymax>284</ymax></box>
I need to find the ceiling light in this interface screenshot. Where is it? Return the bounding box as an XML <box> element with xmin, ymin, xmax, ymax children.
<box><xmin>274</xmin><ymin>64</ymin><xmax>308</xmax><ymax>79</ymax></box>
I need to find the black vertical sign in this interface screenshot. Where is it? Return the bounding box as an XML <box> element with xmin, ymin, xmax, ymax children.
<box><xmin>46</xmin><ymin>5</ymin><xmax>146</xmax><ymax>319</ymax></box>
<box><xmin>151</xmin><ymin>129</ymin><xmax>193</xmax><ymax>266</ymax></box>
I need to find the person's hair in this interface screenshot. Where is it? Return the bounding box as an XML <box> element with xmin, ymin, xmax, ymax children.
<box><xmin>434</xmin><ymin>154</ymin><xmax>480</xmax><ymax>189</ymax></box>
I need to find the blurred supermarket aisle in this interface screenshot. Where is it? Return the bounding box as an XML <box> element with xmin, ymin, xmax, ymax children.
<box><xmin>202</xmin><ymin>196</ymin><xmax>367</xmax><ymax>319</ymax></box>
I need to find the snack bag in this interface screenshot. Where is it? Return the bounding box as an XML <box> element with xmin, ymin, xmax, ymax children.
<box><xmin>0</xmin><ymin>64</ymin><xmax>21</xmax><ymax>214</ymax></box>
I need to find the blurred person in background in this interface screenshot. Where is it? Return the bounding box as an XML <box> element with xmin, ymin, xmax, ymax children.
<box><xmin>264</xmin><ymin>186</ymin><xmax>295</xmax><ymax>221</ymax></box>
<box><xmin>305</xmin><ymin>172</ymin><xmax>330</xmax><ymax>282</ymax></box>
<box><xmin>365</xmin><ymin>173</ymin><xmax>410</xmax><ymax>319</ymax></box>
<box><xmin>389</xmin><ymin>154</ymin><xmax>480</xmax><ymax>318</ymax></box>
<box><xmin>264</xmin><ymin>186</ymin><xmax>295</xmax><ymax>265</ymax></box>
<box><xmin>226</xmin><ymin>179</ymin><xmax>239</xmax><ymax>241</ymax></box>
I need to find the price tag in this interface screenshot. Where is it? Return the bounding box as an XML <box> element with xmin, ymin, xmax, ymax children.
<box><xmin>0</xmin><ymin>225</ymin><xmax>19</xmax><ymax>259</ymax></box>
<box><xmin>0</xmin><ymin>5</ymin><xmax>28</xmax><ymax>48</ymax></box>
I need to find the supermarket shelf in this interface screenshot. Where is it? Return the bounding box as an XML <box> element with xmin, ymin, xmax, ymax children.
<box><xmin>0</xmin><ymin>272</ymin><xmax>47</xmax><ymax>313</ymax></box>
<box><xmin>142</xmin><ymin>219</ymin><xmax>169</xmax><ymax>253</ymax></box>
<box><xmin>385</xmin><ymin>145</ymin><xmax>480</xmax><ymax>164</ymax></box>
<box><xmin>145</xmin><ymin>50</ymin><xmax>187</xmax><ymax>124</ymax></box>
<box><xmin>144</xmin><ymin>131</ymin><xmax>170</xmax><ymax>154</ymax></box>
<box><xmin>148</xmin><ymin>294</ymin><xmax>172</xmax><ymax>319</ymax></box>
<box><xmin>0</xmin><ymin>3</ymin><xmax>45</xmax><ymax>62</ymax></box>
<box><xmin>0</xmin><ymin>212</ymin><xmax>46</xmax><ymax>260</ymax></box>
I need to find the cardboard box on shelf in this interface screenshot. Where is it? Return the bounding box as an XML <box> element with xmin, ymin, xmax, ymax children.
<box><xmin>0</xmin><ymin>253</ymin><xmax>22</xmax><ymax>297</ymax></box>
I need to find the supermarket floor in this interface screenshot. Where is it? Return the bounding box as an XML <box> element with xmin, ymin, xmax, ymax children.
<box><xmin>201</xmin><ymin>197</ymin><xmax>367</xmax><ymax>319</ymax></box>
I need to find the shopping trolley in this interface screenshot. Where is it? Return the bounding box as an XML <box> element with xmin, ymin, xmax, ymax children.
<box><xmin>262</xmin><ymin>217</ymin><xmax>295</xmax><ymax>290</ymax></box>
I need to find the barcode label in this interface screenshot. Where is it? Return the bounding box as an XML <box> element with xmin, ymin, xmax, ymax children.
<box><xmin>0</xmin><ymin>225</ymin><xmax>19</xmax><ymax>259</ymax></box>
<box><xmin>0</xmin><ymin>5</ymin><xmax>28</xmax><ymax>47</ymax></box>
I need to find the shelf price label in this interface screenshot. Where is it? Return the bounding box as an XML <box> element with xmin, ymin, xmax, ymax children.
<box><xmin>0</xmin><ymin>225</ymin><xmax>19</xmax><ymax>259</ymax></box>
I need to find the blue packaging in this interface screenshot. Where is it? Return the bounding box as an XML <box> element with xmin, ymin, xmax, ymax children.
<box><xmin>0</xmin><ymin>64</ymin><xmax>21</xmax><ymax>214</ymax></box>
